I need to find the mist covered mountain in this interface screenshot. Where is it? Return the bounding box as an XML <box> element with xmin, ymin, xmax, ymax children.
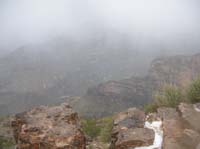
<box><xmin>0</xmin><ymin>35</ymin><xmax>158</xmax><ymax>116</ymax></box>
<box><xmin>71</xmin><ymin>53</ymin><xmax>200</xmax><ymax>117</ymax></box>
<box><xmin>0</xmin><ymin>35</ymin><xmax>199</xmax><ymax>116</ymax></box>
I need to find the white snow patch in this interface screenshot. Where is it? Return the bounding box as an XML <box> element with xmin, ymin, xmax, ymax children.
<box><xmin>194</xmin><ymin>105</ymin><xmax>200</xmax><ymax>112</ymax></box>
<box><xmin>135</xmin><ymin>121</ymin><xmax>163</xmax><ymax>149</ymax></box>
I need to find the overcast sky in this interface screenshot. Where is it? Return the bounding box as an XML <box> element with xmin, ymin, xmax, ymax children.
<box><xmin>0</xmin><ymin>0</ymin><xmax>200</xmax><ymax>52</ymax></box>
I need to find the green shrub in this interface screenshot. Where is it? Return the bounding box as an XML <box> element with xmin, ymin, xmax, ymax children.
<box><xmin>82</xmin><ymin>117</ymin><xmax>114</xmax><ymax>143</ymax></box>
<box><xmin>154</xmin><ymin>84</ymin><xmax>182</xmax><ymax>108</ymax></box>
<box><xmin>144</xmin><ymin>84</ymin><xmax>182</xmax><ymax>113</ymax></box>
<box><xmin>144</xmin><ymin>103</ymin><xmax>158</xmax><ymax>113</ymax></box>
<box><xmin>188</xmin><ymin>77</ymin><xmax>200</xmax><ymax>103</ymax></box>
<box><xmin>99</xmin><ymin>117</ymin><xmax>114</xmax><ymax>143</ymax></box>
<box><xmin>82</xmin><ymin>119</ymin><xmax>101</xmax><ymax>139</ymax></box>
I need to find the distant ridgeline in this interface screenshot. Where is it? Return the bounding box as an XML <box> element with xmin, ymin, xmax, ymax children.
<box><xmin>0</xmin><ymin>43</ymin><xmax>154</xmax><ymax>116</ymax></box>
<box><xmin>0</xmin><ymin>49</ymin><xmax>199</xmax><ymax>117</ymax></box>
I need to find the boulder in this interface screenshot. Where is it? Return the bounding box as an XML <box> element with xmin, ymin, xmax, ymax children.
<box><xmin>179</xmin><ymin>103</ymin><xmax>200</xmax><ymax>132</ymax></box>
<box><xmin>110</xmin><ymin>108</ymin><xmax>154</xmax><ymax>149</ymax></box>
<box><xmin>11</xmin><ymin>103</ymin><xmax>86</xmax><ymax>149</ymax></box>
<box><xmin>113</xmin><ymin>128</ymin><xmax>154</xmax><ymax>149</ymax></box>
<box><xmin>157</xmin><ymin>105</ymin><xmax>200</xmax><ymax>149</ymax></box>
<box><xmin>113</xmin><ymin>108</ymin><xmax>146</xmax><ymax>128</ymax></box>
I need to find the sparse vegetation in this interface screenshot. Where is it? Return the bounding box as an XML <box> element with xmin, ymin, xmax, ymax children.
<box><xmin>82</xmin><ymin>117</ymin><xmax>114</xmax><ymax>143</ymax></box>
<box><xmin>82</xmin><ymin>119</ymin><xmax>101</xmax><ymax>139</ymax></box>
<box><xmin>145</xmin><ymin>77</ymin><xmax>200</xmax><ymax>113</ymax></box>
<box><xmin>187</xmin><ymin>77</ymin><xmax>200</xmax><ymax>103</ymax></box>
<box><xmin>145</xmin><ymin>84</ymin><xmax>182</xmax><ymax>113</ymax></box>
<box><xmin>99</xmin><ymin>117</ymin><xmax>114</xmax><ymax>143</ymax></box>
<box><xmin>144</xmin><ymin>103</ymin><xmax>158</xmax><ymax>113</ymax></box>
<box><xmin>154</xmin><ymin>84</ymin><xmax>182</xmax><ymax>107</ymax></box>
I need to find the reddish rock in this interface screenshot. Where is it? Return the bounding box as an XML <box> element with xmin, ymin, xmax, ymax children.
<box><xmin>11</xmin><ymin>103</ymin><xmax>86</xmax><ymax>149</ymax></box>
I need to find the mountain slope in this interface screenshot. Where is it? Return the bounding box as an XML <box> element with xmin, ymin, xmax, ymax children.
<box><xmin>0</xmin><ymin>38</ymin><xmax>154</xmax><ymax>116</ymax></box>
<box><xmin>72</xmin><ymin>53</ymin><xmax>200</xmax><ymax>118</ymax></box>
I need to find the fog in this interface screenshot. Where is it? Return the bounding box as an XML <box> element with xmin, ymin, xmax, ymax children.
<box><xmin>0</xmin><ymin>0</ymin><xmax>200</xmax><ymax>116</ymax></box>
<box><xmin>0</xmin><ymin>0</ymin><xmax>200</xmax><ymax>53</ymax></box>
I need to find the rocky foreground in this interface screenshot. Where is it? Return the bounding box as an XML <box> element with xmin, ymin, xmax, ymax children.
<box><xmin>8</xmin><ymin>102</ymin><xmax>200</xmax><ymax>149</ymax></box>
<box><xmin>111</xmin><ymin>103</ymin><xmax>200</xmax><ymax>149</ymax></box>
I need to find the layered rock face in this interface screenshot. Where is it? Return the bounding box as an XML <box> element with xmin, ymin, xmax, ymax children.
<box><xmin>74</xmin><ymin>77</ymin><xmax>150</xmax><ymax>118</ymax></box>
<box><xmin>11</xmin><ymin>103</ymin><xmax>86</xmax><ymax>149</ymax></box>
<box><xmin>148</xmin><ymin>53</ymin><xmax>200</xmax><ymax>88</ymax></box>
<box><xmin>110</xmin><ymin>103</ymin><xmax>200</xmax><ymax>149</ymax></box>
<box><xmin>74</xmin><ymin>53</ymin><xmax>200</xmax><ymax>118</ymax></box>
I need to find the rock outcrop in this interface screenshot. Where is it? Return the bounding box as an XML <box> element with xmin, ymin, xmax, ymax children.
<box><xmin>110</xmin><ymin>103</ymin><xmax>200</xmax><ymax>149</ymax></box>
<box><xmin>11</xmin><ymin>103</ymin><xmax>86</xmax><ymax>149</ymax></box>
<box><xmin>157</xmin><ymin>103</ymin><xmax>200</xmax><ymax>149</ymax></box>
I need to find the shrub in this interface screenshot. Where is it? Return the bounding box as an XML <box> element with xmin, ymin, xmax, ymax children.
<box><xmin>99</xmin><ymin>117</ymin><xmax>114</xmax><ymax>143</ymax></box>
<box><xmin>82</xmin><ymin>119</ymin><xmax>101</xmax><ymax>139</ymax></box>
<box><xmin>154</xmin><ymin>84</ymin><xmax>182</xmax><ymax>108</ymax></box>
<box><xmin>144</xmin><ymin>84</ymin><xmax>182</xmax><ymax>113</ymax></box>
<box><xmin>82</xmin><ymin>117</ymin><xmax>114</xmax><ymax>143</ymax></box>
<box><xmin>188</xmin><ymin>77</ymin><xmax>200</xmax><ymax>103</ymax></box>
<box><xmin>144</xmin><ymin>103</ymin><xmax>158</xmax><ymax>113</ymax></box>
